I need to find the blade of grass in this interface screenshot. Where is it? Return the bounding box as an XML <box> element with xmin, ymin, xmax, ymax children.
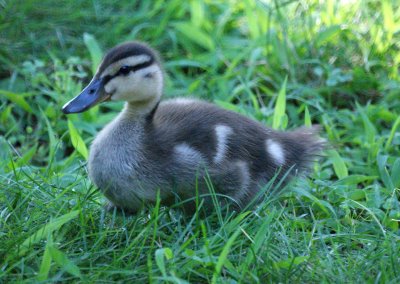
<box><xmin>328</xmin><ymin>149</ymin><xmax>348</xmax><ymax>179</ymax></box>
<box><xmin>155</xmin><ymin>248</ymin><xmax>173</xmax><ymax>277</ymax></box>
<box><xmin>37</xmin><ymin>235</ymin><xmax>53</xmax><ymax>281</ymax></box>
<box><xmin>211</xmin><ymin>228</ymin><xmax>241</xmax><ymax>284</ymax></box>
<box><xmin>17</xmin><ymin>210</ymin><xmax>80</xmax><ymax>256</ymax></box>
<box><xmin>174</xmin><ymin>22</ymin><xmax>215</xmax><ymax>51</ymax></box>
<box><xmin>385</xmin><ymin>116</ymin><xmax>400</xmax><ymax>151</ymax></box>
<box><xmin>304</xmin><ymin>105</ymin><xmax>312</xmax><ymax>127</ymax></box>
<box><xmin>83</xmin><ymin>33</ymin><xmax>103</xmax><ymax>75</ymax></box>
<box><xmin>49</xmin><ymin>246</ymin><xmax>82</xmax><ymax>278</ymax></box>
<box><xmin>41</xmin><ymin>108</ymin><xmax>57</xmax><ymax>167</ymax></box>
<box><xmin>272</xmin><ymin>76</ymin><xmax>287</xmax><ymax>130</ymax></box>
<box><xmin>0</xmin><ymin>90</ymin><xmax>33</xmax><ymax>113</ymax></box>
<box><xmin>67</xmin><ymin>119</ymin><xmax>88</xmax><ymax>160</ymax></box>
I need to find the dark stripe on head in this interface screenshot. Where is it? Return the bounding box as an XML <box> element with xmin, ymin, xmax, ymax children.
<box><xmin>101</xmin><ymin>57</ymin><xmax>155</xmax><ymax>85</ymax></box>
<box><xmin>117</xmin><ymin>58</ymin><xmax>155</xmax><ymax>75</ymax></box>
<box><xmin>97</xmin><ymin>41</ymin><xmax>158</xmax><ymax>76</ymax></box>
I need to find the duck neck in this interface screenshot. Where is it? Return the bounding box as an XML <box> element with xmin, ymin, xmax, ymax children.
<box><xmin>122</xmin><ymin>97</ymin><xmax>160</xmax><ymax>121</ymax></box>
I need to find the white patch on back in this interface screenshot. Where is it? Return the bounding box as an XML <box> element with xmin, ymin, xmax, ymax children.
<box><xmin>170</xmin><ymin>98</ymin><xmax>198</xmax><ymax>105</ymax></box>
<box><xmin>213</xmin><ymin>125</ymin><xmax>233</xmax><ymax>163</ymax></box>
<box><xmin>266</xmin><ymin>139</ymin><xmax>285</xmax><ymax>166</ymax></box>
<box><xmin>174</xmin><ymin>143</ymin><xmax>204</xmax><ymax>165</ymax></box>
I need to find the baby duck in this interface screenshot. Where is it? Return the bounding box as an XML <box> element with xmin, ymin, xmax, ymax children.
<box><xmin>62</xmin><ymin>41</ymin><xmax>324</xmax><ymax>213</ymax></box>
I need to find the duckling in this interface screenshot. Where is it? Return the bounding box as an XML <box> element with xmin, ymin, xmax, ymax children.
<box><xmin>62</xmin><ymin>41</ymin><xmax>324</xmax><ymax>213</ymax></box>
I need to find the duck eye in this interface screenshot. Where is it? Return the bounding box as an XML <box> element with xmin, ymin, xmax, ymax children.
<box><xmin>119</xmin><ymin>65</ymin><xmax>131</xmax><ymax>75</ymax></box>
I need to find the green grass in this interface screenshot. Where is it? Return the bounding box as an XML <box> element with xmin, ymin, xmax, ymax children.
<box><xmin>1</xmin><ymin>0</ymin><xmax>400</xmax><ymax>282</ymax></box>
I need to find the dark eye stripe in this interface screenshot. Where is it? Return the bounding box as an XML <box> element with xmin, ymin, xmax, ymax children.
<box><xmin>118</xmin><ymin>58</ymin><xmax>155</xmax><ymax>76</ymax></box>
<box><xmin>101</xmin><ymin>58</ymin><xmax>155</xmax><ymax>84</ymax></box>
<box><xmin>102</xmin><ymin>75</ymin><xmax>113</xmax><ymax>85</ymax></box>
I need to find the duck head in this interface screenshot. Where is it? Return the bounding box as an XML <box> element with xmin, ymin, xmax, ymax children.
<box><xmin>62</xmin><ymin>41</ymin><xmax>163</xmax><ymax>115</ymax></box>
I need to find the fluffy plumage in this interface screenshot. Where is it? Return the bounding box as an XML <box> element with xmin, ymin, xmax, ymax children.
<box><xmin>62</xmin><ymin>41</ymin><xmax>325</xmax><ymax>213</ymax></box>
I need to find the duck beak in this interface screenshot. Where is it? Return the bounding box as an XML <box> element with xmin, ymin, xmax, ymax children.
<box><xmin>62</xmin><ymin>78</ymin><xmax>110</xmax><ymax>114</ymax></box>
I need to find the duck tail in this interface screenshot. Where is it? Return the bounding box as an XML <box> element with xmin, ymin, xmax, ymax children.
<box><xmin>281</xmin><ymin>125</ymin><xmax>326</xmax><ymax>175</ymax></box>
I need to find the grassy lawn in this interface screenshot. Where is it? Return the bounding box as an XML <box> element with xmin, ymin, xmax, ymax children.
<box><xmin>1</xmin><ymin>0</ymin><xmax>400</xmax><ymax>282</ymax></box>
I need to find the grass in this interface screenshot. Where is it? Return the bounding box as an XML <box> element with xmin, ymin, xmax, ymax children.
<box><xmin>1</xmin><ymin>0</ymin><xmax>400</xmax><ymax>282</ymax></box>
